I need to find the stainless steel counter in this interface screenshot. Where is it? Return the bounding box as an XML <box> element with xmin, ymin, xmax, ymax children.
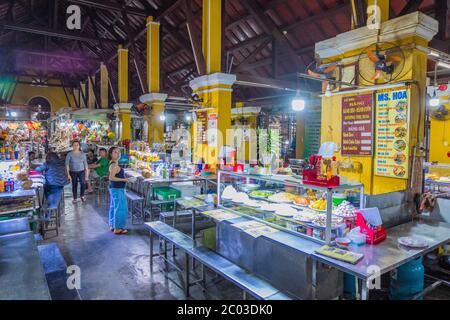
<box><xmin>312</xmin><ymin>220</ymin><xmax>450</xmax><ymax>280</ymax></box>
<box><xmin>0</xmin><ymin>189</ymin><xmax>36</xmax><ymax>199</ymax></box>
<box><xmin>0</xmin><ymin>231</ymin><xmax>51</xmax><ymax>300</ymax></box>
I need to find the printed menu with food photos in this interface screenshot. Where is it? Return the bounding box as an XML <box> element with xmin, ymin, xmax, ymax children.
<box><xmin>374</xmin><ymin>88</ymin><xmax>410</xmax><ymax>179</ymax></box>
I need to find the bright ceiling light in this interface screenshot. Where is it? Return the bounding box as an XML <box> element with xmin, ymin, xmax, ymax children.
<box><xmin>291</xmin><ymin>92</ymin><xmax>305</xmax><ymax>112</ymax></box>
<box><xmin>185</xmin><ymin>114</ymin><xmax>192</xmax><ymax>122</ymax></box>
<box><xmin>10</xmin><ymin>112</ymin><xmax>17</xmax><ymax>117</ymax></box>
<box><xmin>159</xmin><ymin>114</ymin><xmax>166</xmax><ymax>121</ymax></box>
<box><xmin>429</xmin><ymin>98</ymin><xmax>440</xmax><ymax>107</ymax></box>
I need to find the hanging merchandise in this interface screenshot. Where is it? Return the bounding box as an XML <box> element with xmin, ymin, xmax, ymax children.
<box><xmin>50</xmin><ymin>118</ymin><xmax>114</xmax><ymax>153</ymax></box>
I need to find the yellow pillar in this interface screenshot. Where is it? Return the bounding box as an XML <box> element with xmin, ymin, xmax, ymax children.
<box><xmin>202</xmin><ymin>0</ymin><xmax>222</xmax><ymax>74</ymax></box>
<box><xmin>88</xmin><ymin>76</ymin><xmax>95</xmax><ymax>109</ymax></box>
<box><xmin>118</xmin><ymin>45</ymin><xmax>128</xmax><ymax>103</ymax></box>
<box><xmin>146</xmin><ymin>16</ymin><xmax>160</xmax><ymax>93</ymax></box>
<box><xmin>80</xmin><ymin>82</ymin><xmax>86</xmax><ymax>108</ymax></box>
<box><xmin>190</xmin><ymin>74</ymin><xmax>236</xmax><ymax>168</ymax></box>
<box><xmin>190</xmin><ymin>0</ymin><xmax>234</xmax><ymax>169</ymax></box>
<box><xmin>140</xmin><ymin>16</ymin><xmax>167</xmax><ymax>145</ymax></box>
<box><xmin>315</xmin><ymin>12</ymin><xmax>438</xmax><ymax>195</ymax></box>
<box><xmin>100</xmin><ymin>62</ymin><xmax>109</xmax><ymax>109</ymax></box>
<box><xmin>115</xmin><ymin>44</ymin><xmax>131</xmax><ymax>141</ymax></box>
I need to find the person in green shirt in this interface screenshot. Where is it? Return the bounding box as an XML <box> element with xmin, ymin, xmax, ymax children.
<box><xmin>87</xmin><ymin>148</ymin><xmax>109</xmax><ymax>193</ymax></box>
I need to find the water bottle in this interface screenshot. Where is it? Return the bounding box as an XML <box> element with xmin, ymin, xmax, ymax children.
<box><xmin>9</xmin><ymin>177</ymin><xmax>14</xmax><ymax>192</ymax></box>
<box><xmin>162</xmin><ymin>164</ymin><xmax>167</xmax><ymax>179</ymax></box>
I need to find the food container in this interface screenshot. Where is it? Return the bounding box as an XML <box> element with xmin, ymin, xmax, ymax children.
<box><xmin>347</xmin><ymin>232</ymin><xmax>366</xmax><ymax>246</ymax></box>
<box><xmin>335</xmin><ymin>237</ymin><xmax>351</xmax><ymax>248</ymax></box>
<box><xmin>332</xmin><ymin>193</ymin><xmax>347</xmax><ymax>206</ymax></box>
<box><xmin>240</xmin><ymin>183</ymin><xmax>260</xmax><ymax>192</ymax></box>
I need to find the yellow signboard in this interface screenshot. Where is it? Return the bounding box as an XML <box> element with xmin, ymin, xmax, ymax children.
<box><xmin>374</xmin><ymin>88</ymin><xmax>410</xmax><ymax>179</ymax></box>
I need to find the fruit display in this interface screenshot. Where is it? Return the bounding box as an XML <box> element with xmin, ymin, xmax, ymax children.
<box><xmin>333</xmin><ymin>200</ymin><xmax>357</xmax><ymax>218</ymax></box>
<box><xmin>268</xmin><ymin>192</ymin><xmax>297</xmax><ymax>203</ymax></box>
<box><xmin>249</xmin><ymin>190</ymin><xmax>275</xmax><ymax>198</ymax></box>
<box><xmin>293</xmin><ymin>196</ymin><xmax>310</xmax><ymax>206</ymax></box>
<box><xmin>310</xmin><ymin>198</ymin><xmax>327</xmax><ymax>211</ymax></box>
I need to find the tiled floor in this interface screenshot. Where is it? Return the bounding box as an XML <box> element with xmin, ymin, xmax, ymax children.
<box><xmin>41</xmin><ymin>190</ymin><xmax>242</xmax><ymax>300</ymax></box>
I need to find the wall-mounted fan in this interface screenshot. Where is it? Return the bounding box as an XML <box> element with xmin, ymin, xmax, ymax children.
<box><xmin>430</xmin><ymin>105</ymin><xmax>450</xmax><ymax>121</ymax></box>
<box><xmin>358</xmin><ymin>42</ymin><xmax>406</xmax><ymax>85</ymax></box>
<box><xmin>306</xmin><ymin>62</ymin><xmax>338</xmax><ymax>92</ymax></box>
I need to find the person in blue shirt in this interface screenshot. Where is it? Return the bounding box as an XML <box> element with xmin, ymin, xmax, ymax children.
<box><xmin>36</xmin><ymin>152</ymin><xmax>70</xmax><ymax>209</ymax></box>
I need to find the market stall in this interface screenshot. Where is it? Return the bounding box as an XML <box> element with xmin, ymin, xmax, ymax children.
<box><xmin>49</xmin><ymin>109</ymin><xmax>116</xmax><ymax>153</ymax></box>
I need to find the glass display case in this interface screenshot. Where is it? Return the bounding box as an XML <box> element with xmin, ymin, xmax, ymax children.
<box><xmin>216</xmin><ymin>170</ymin><xmax>365</xmax><ymax>244</ymax></box>
<box><xmin>424</xmin><ymin>162</ymin><xmax>450</xmax><ymax>196</ymax></box>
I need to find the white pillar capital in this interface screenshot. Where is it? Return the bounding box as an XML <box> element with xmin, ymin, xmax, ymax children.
<box><xmin>189</xmin><ymin>73</ymin><xmax>237</xmax><ymax>94</ymax></box>
<box><xmin>113</xmin><ymin>103</ymin><xmax>133</xmax><ymax>113</ymax></box>
<box><xmin>139</xmin><ymin>93</ymin><xmax>168</xmax><ymax>106</ymax></box>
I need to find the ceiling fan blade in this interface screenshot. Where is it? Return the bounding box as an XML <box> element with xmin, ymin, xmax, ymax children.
<box><xmin>322</xmin><ymin>81</ymin><xmax>329</xmax><ymax>93</ymax></box>
<box><xmin>386</xmin><ymin>55</ymin><xmax>402</xmax><ymax>63</ymax></box>
<box><xmin>372</xmin><ymin>70</ymin><xmax>382</xmax><ymax>80</ymax></box>
<box><xmin>323</xmin><ymin>64</ymin><xmax>337</xmax><ymax>74</ymax></box>
<box><xmin>367</xmin><ymin>49</ymin><xmax>380</xmax><ymax>63</ymax></box>
<box><xmin>308</xmin><ymin>69</ymin><xmax>322</xmax><ymax>78</ymax></box>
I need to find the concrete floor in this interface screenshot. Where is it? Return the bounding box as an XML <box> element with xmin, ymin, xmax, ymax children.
<box><xmin>40</xmin><ymin>189</ymin><xmax>450</xmax><ymax>300</ymax></box>
<box><xmin>41</xmin><ymin>189</ymin><xmax>242</xmax><ymax>300</ymax></box>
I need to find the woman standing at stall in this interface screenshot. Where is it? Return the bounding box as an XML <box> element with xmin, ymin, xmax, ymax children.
<box><xmin>65</xmin><ymin>140</ymin><xmax>89</xmax><ymax>203</ymax></box>
<box><xmin>108</xmin><ymin>147</ymin><xmax>130</xmax><ymax>234</ymax></box>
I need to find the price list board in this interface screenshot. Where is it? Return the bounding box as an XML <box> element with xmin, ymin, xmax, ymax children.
<box><xmin>341</xmin><ymin>94</ymin><xmax>374</xmax><ymax>156</ymax></box>
<box><xmin>374</xmin><ymin>88</ymin><xmax>410</xmax><ymax>179</ymax></box>
<box><xmin>196</xmin><ymin>111</ymin><xmax>207</xmax><ymax>144</ymax></box>
<box><xmin>303</xmin><ymin>109</ymin><xmax>322</xmax><ymax>159</ymax></box>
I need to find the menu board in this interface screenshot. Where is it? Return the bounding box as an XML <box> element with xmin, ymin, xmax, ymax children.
<box><xmin>196</xmin><ymin>111</ymin><xmax>207</xmax><ymax>144</ymax></box>
<box><xmin>303</xmin><ymin>108</ymin><xmax>321</xmax><ymax>158</ymax></box>
<box><xmin>207</xmin><ymin>113</ymin><xmax>218</xmax><ymax>145</ymax></box>
<box><xmin>341</xmin><ymin>94</ymin><xmax>374</xmax><ymax>156</ymax></box>
<box><xmin>374</xmin><ymin>88</ymin><xmax>410</xmax><ymax>179</ymax></box>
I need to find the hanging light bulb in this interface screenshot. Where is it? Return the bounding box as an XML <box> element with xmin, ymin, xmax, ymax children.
<box><xmin>291</xmin><ymin>91</ymin><xmax>305</xmax><ymax>112</ymax></box>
